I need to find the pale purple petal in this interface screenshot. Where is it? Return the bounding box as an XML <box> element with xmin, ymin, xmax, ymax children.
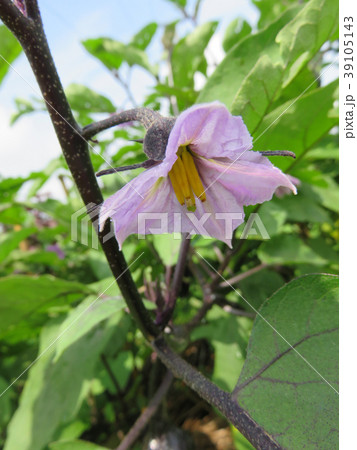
<box><xmin>195</xmin><ymin>151</ymin><xmax>297</xmax><ymax>207</ymax></box>
<box><xmin>99</xmin><ymin>161</ymin><xmax>245</xmax><ymax>247</ymax></box>
<box><xmin>165</xmin><ymin>102</ymin><xmax>253</xmax><ymax>161</ymax></box>
<box><xmin>99</xmin><ymin>163</ymin><xmax>170</xmax><ymax>248</ymax></box>
<box><xmin>275</xmin><ymin>175</ymin><xmax>301</xmax><ymax>198</ymax></box>
<box><xmin>100</xmin><ymin>102</ymin><xmax>297</xmax><ymax>248</ymax></box>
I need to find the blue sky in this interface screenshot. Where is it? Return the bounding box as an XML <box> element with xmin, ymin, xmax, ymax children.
<box><xmin>0</xmin><ymin>0</ymin><xmax>259</xmax><ymax>189</ymax></box>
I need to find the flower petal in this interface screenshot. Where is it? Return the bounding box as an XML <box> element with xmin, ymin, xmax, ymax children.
<box><xmin>196</xmin><ymin>151</ymin><xmax>297</xmax><ymax>207</ymax></box>
<box><xmin>165</xmin><ymin>102</ymin><xmax>253</xmax><ymax>161</ymax></box>
<box><xmin>99</xmin><ymin>163</ymin><xmax>171</xmax><ymax>248</ymax></box>
<box><xmin>99</xmin><ymin>161</ymin><xmax>246</xmax><ymax>247</ymax></box>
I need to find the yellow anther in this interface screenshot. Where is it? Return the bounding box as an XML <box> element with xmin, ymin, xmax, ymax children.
<box><xmin>168</xmin><ymin>168</ymin><xmax>185</xmax><ymax>205</ymax></box>
<box><xmin>168</xmin><ymin>146</ymin><xmax>205</xmax><ymax>211</ymax></box>
<box><xmin>181</xmin><ymin>148</ymin><xmax>206</xmax><ymax>202</ymax></box>
<box><xmin>173</xmin><ymin>156</ymin><xmax>194</xmax><ymax>202</ymax></box>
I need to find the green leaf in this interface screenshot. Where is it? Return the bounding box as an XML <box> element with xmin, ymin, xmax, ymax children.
<box><xmin>0</xmin><ymin>175</ymin><xmax>42</xmax><ymax>203</ymax></box>
<box><xmin>223</xmin><ymin>18</ymin><xmax>252</xmax><ymax>53</ymax></box>
<box><xmin>191</xmin><ymin>306</ymin><xmax>252</xmax><ymax>391</ymax></box>
<box><xmin>253</xmin><ymin>80</ymin><xmax>338</xmax><ymax>172</ymax></box>
<box><xmin>66</xmin><ymin>84</ymin><xmax>116</xmax><ymax>114</ymax></box>
<box><xmin>152</xmin><ymin>234</ymin><xmax>182</xmax><ymax>266</ymax></box>
<box><xmin>26</xmin><ymin>158</ymin><xmax>64</xmax><ymax>200</ymax></box>
<box><xmin>0</xmin><ymin>227</ymin><xmax>36</xmax><ymax>264</ymax></box>
<box><xmin>49</xmin><ymin>440</ymin><xmax>108</xmax><ymax>450</ymax></box>
<box><xmin>201</xmin><ymin>0</ymin><xmax>337</xmax><ymax>123</ymax></box>
<box><xmin>277</xmin><ymin>0</ymin><xmax>338</xmax><ymax>70</ymax></box>
<box><xmin>253</xmin><ymin>0</ymin><xmax>301</xmax><ymax>29</ymax></box>
<box><xmin>0</xmin><ymin>275</ymin><xmax>88</xmax><ymax>341</ymax></box>
<box><xmin>82</xmin><ymin>38</ymin><xmax>155</xmax><ymax>74</ymax></box>
<box><xmin>165</xmin><ymin>0</ymin><xmax>187</xmax><ymax>7</ymax></box>
<box><xmin>238</xmin><ymin>269</ymin><xmax>285</xmax><ymax>313</ymax></box>
<box><xmin>130</xmin><ymin>22</ymin><xmax>158</xmax><ymax>50</ymax></box>
<box><xmin>258</xmin><ymin>234</ymin><xmax>328</xmax><ymax>266</ymax></box>
<box><xmin>235</xmin><ymin>274</ymin><xmax>338</xmax><ymax>449</ymax></box>
<box><xmin>231</xmin><ymin>426</ymin><xmax>255</xmax><ymax>450</ymax></box>
<box><xmin>273</xmin><ymin>189</ymin><xmax>332</xmax><ymax>223</ymax></box>
<box><xmin>4</xmin><ymin>311</ymin><xmax>121</xmax><ymax>450</ymax></box>
<box><xmin>54</xmin><ymin>294</ymin><xmax>126</xmax><ymax>360</ymax></box>
<box><xmin>0</xmin><ymin>25</ymin><xmax>22</xmax><ymax>85</ymax></box>
<box><xmin>172</xmin><ymin>22</ymin><xmax>217</xmax><ymax>90</ymax></box>
<box><xmin>197</xmin><ymin>7</ymin><xmax>299</xmax><ymax>106</ymax></box>
<box><xmin>0</xmin><ymin>376</ymin><xmax>12</xmax><ymax>428</ymax></box>
<box><xmin>308</xmin><ymin>177</ymin><xmax>339</xmax><ymax>213</ymax></box>
<box><xmin>162</xmin><ymin>21</ymin><xmax>177</xmax><ymax>50</ymax></box>
<box><xmin>101</xmin><ymin>350</ymin><xmax>134</xmax><ymax>392</ymax></box>
<box><xmin>10</xmin><ymin>98</ymin><xmax>36</xmax><ymax>124</ymax></box>
<box><xmin>231</xmin><ymin>55</ymin><xmax>284</xmax><ymax>132</ymax></box>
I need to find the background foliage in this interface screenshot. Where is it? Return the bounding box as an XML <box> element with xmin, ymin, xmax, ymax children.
<box><xmin>0</xmin><ymin>0</ymin><xmax>338</xmax><ymax>448</ymax></box>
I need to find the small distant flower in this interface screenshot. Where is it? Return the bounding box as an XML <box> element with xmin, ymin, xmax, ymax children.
<box><xmin>99</xmin><ymin>102</ymin><xmax>296</xmax><ymax>248</ymax></box>
<box><xmin>46</xmin><ymin>244</ymin><xmax>65</xmax><ymax>260</ymax></box>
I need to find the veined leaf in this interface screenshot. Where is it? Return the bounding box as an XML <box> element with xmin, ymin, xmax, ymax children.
<box><xmin>0</xmin><ymin>275</ymin><xmax>88</xmax><ymax>341</ymax></box>
<box><xmin>172</xmin><ymin>21</ymin><xmax>217</xmax><ymax>90</ymax></box>
<box><xmin>234</xmin><ymin>274</ymin><xmax>338</xmax><ymax>449</ymax></box>
<box><xmin>253</xmin><ymin>80</ymin><xmax>338</xmax><ymax>172</ymax></box>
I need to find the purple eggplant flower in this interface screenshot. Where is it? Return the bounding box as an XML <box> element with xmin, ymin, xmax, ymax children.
<box><xmin>99</xmin><ymin>102</ymin><xmax>296</xmax><ymax>248</ymax></box>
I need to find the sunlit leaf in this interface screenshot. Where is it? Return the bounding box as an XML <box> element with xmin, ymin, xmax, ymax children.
<box><xmin>222</xmin><ymin>18</ymin><xmax>252</xmax><ymax>52</ymax></box>
<box><xmin>0</xmin><ymin>25</ymin><xmax>22</xmax><ymax>84</ymax></box>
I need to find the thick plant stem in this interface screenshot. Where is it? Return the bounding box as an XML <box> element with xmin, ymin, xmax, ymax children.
<box><xmin>153</xmin><ymin>337</ymin><xmax>281</xmax><ymax>450</ymax></box>
<box><xmin>0</xmin><ymin>0</ymin><xmax>158</xmax><ymax>340</ymax></box>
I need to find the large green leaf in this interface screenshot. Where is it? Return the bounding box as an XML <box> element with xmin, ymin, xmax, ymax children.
<box><xmin>276</xmin><ymin>0</ymin><xmax>338</xmax><ymax>69</ymax></box>
<box><xmin>222</xmin><ymin>18</ymin><xmax>252</xmax><ymax>53</ymax></box>
<box><xmin>54</xmin><ymin>293</ymin><xmax>126</xmax><ymax>360</ymax></box>
<box><xmin>238</xmin><ymin>269</ymin><xmax>285</xmax><ymax>313</ymax></box>
<box><xmin>172</xmin><ymin>21</ymin><xmax>217</xmax><ymax>90</ymax></box>
<box><xmin>66</xmin><ymin>84</ymin><xmax>116</xmax><ymax>114</ymax></box>
<box><xmin>0</xmin><ymin>25</ymin><xmax>22</xmax><ymax>85</ymax></box>
<box><xmin>257</xmin><ymin>234</ymin><xmax>328</xmax><ymax>266</ymax></box>
<box><xmin>253</xmin><ymin>0</ymin><xmax>303</xmax><ymax>29</ymax></box>
<box><xmin>200</xmin><ymin>0</ymin><xmax>337</xmax><ymax>130</ymax></box>
<box><xmin>234</xmin><ymin>274</ymin><xmax>338</xmax><ymax>449</ymax></box>
<box><xmin>191</xmin><ymin>306</ymin><xmax>252</xmax><ymax>391</ymax></box>
<box><xmin>0</xmin><ymin>227</ymin><xmax>36</xmax><ymax>264</ymax></box>
<box><xmin>0</xmin><ymin>276</ymin><xmax>88</xmax><ymax>341</ymax></box>
<box><xmin>82</xmin><ymin>37</ymin><xmax>155</xmax><ymax>74</ymax></box>
<box><xmin>231</xmin><ymin>56</ymin><xmax>284</xmax><ymax>132</ymax></box>
<box><xmin>4</xmin><ymin>308</ymin><xmax>123</xmax><ymax>450</ymax></box>
<box><xmin>197</xmin><ymin>7</ymin><xmax>299</xmax><ymax>106</ymax></box>
<box><xmin>253</xmin><ymin>80</ymin><xmax>338</xmax><ymax>172</ymax></box>
<box><xmin>231</xmin><ymin>0</ymin><xmax>337</xmax><ymax>131</ymax></box>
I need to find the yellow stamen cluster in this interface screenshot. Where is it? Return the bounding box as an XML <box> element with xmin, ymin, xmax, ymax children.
<box><xmin>168</xmin><ymin>146</ymin><xmax>206</xmax><ymax>212</ymax></box>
